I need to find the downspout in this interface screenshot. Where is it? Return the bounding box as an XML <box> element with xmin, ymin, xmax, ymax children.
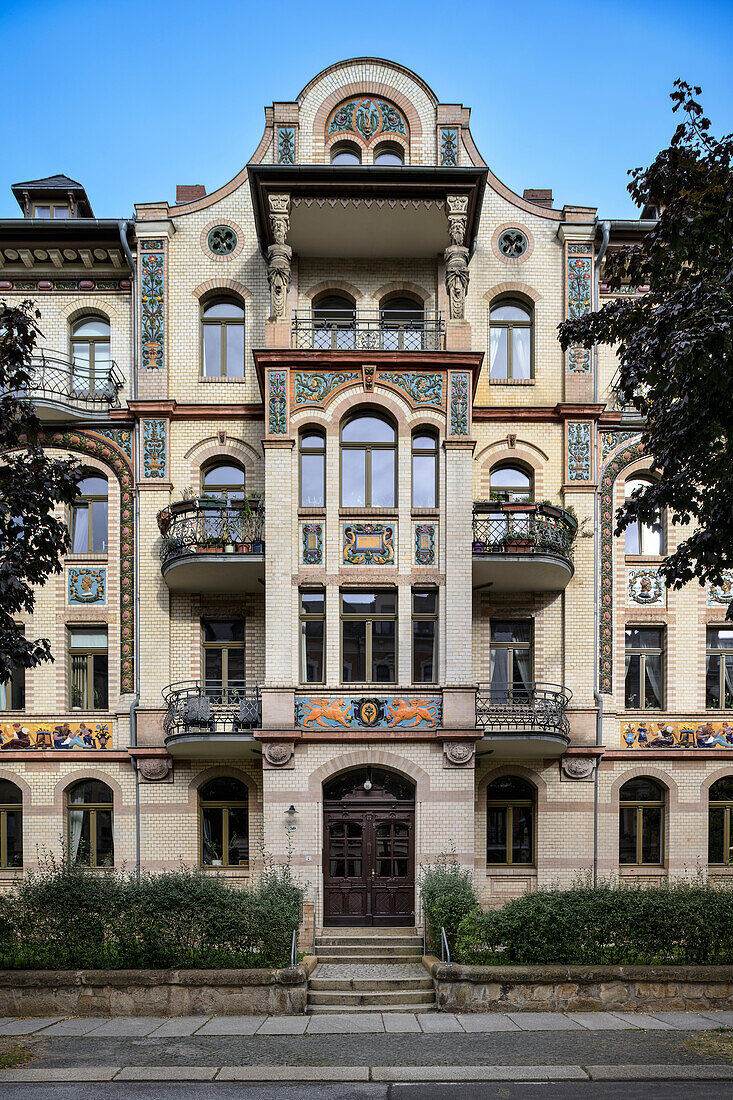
<box><xmin>118</xmin><ymin>220</ymin><xmax>142</xmax><ymax>878</ymax></box>
<box><xmin>592</xmin><ymin>220</ymin><xmax>610</xmax><ymax>886</ymax></box>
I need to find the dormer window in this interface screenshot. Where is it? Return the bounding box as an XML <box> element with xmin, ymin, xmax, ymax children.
<box><xmin>33</xmin><ymin>204</ymin><xmax>70</xmax><ymax>219</ymax></box>
<box><xmin>374</xmin><ymin>143</ymin><xmax>404</xmax><ymax>166</ymax></box>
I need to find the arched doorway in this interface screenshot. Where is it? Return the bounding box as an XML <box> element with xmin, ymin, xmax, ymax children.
<box><xmin>323</xmin><ymin>766</ymin><xmax>415</xmax><ymax>927</ymax></box>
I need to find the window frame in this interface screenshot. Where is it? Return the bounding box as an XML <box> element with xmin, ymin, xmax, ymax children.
<box><xmin>299</xmin><ymin>589</ymin><xmax>326</xmax><ymax>684</ymax></box>
<box><xmin>624</xmin><ymin>627</ymin><xmax>664</xmax><ymax>711</ymax></box>
<box><xmin>489</xmin><ymin>462</ymin><xmax>534</xmax><ymax>503</ymax></box>
<box><xmin>489</xmin><ymin>298</ymin><xmax>534</xmax><ymax>380</ymax></box>
<box><xmin>330</xmin><ymin>142</ymin><xmax>362</xmax><ymax>165</ymax></box>
<box><xmin>0</xmin><ymin>782</ymin><xmax>22</xmax><ymax>869</ymax></box>
<box><xmin>33</xmin><ymin>204</ymin><xmax>70</xmax><ymax>219</ymax></box>
<box><xmin>198</xmin><ymin>778</ymin><xmax>249</xmax><ymax>869</ymax></box>
<box><xmin>411</xmin><ymin>431</ymin><xmax>438</xmax><ymax>509</ymax></box>
<box><xmin>70</xmin><ymin>314</ymin><xmax>111</xmax><ymax>388</ymax></box>
<box><xmin>373</xmin><ymin>142</ymin><xmax>405</xmax><ymax>166</ymax></box>
<box><xmin>706</xmin><ymin>628</ymin><xmax>733</xmax><ymax>711</ymax></box>
<box><xmin>299</xmin><ymin>430</ymin><xmax>326</xmax><ymax>508</ymax></box>
<box><xmin>66</xmin><ymin>780</ymin><xmax>114</xmax><ymax>869</ymax></box>
<box><xmin>200</xmin><ymin>297</ymin><xmax>245</xmax><ymax>379</ymax></box>
<box><xmin>618</xmin><ymin>779</ymin><xmax>665</xmax><ymax>867</ymax></box>
<box><xmin>201</xmin><ymin>461</ymin><xmax>246</xmax><ymax>504</ymax></box>
<box><xmin>340</xmin><ymin>589</ymin><xmax>397</xmax><ymax>685</ymax></box>
<box><xmin>68</xmin><ymin>627</ymin><xmax>108</xmax><ymax>711</ymax></box>
<box><xmin>69</xmin><ymin>471</ymin><xmax>108</xmax><ymax>555</ymax></box>
<box><xmin>708</xmin><ymin>778</ymin><xmax>733</xmax><ymax>866</ymax></box>
<box><xmin>201</xmin><ymin>619</ymin><xmax>245</xmax><ymax>689</ymax></box>
<box><xmin>412</xmin><ymin>588</ymin><xmax>438</xmax><ymax>684</ymax></box>
<box><xmin>486</xmin><ymin>777</ymin><xmax>536</xmax><ymax>867</ymax></box>
<box><xmin>489</xmin><ymin>620</ymin><xmax>534</xmax><ymax>692</ymax></box>
<box><xmin>0</xmin><ymin>627</ymin><xmax>25</xmax><ymax>712</ymax></box>
<box><xmin>339</xmin><ymin>413</ymin><xmax>397</xmax><ymax>509</ymax></box>
<box><xmin>624</xmin><ymin>475</ymin><xmax>665</xmax><ymax>556</ymax></box>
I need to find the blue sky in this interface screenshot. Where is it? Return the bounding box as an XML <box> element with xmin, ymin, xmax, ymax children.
<box><xmin>2</xmin><ymin>0</ymin><xmax>731</xmax><ymax>219</ymax></box>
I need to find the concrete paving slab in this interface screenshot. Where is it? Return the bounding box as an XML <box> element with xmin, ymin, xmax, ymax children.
<box><xmin>82</xmin><ymin>1017</ymin><xmax>166</xmax><ymax>1037</ymax></box>
<box><xmin>196</xmin><ymin>1016</ymin><xmax>266</xmax><ymax>1035</ymax></box>
<box><xmin>506</xmin><ymin>1012</ymin><xmax>583</xmax><ymax>1031</ymax></box>
<box><xmin>383</xmin><ymin>1013</ymin><xmax>422</xmax><ymax>1033</ymax></box>
<box><xmin>27</xmin><ymin>1017</ymin><xmax>109</xmax><ymax>1037</ymax></box>
<box><xmin>217</xmin><ymin>1066</ymin><xmax>371</xmax><ymax>1081</ymax></box>
<box><xmin>116</xmin><ymin>1066</ymin><xmax>218</xmax><ymax>1081</ymax></box>
<box><xmin>258</xmin><ymin>1016</ymin><xmax>309</xmax><ymax>1034</ymax></box>
<box><xmin>371</xmin><ymin>1065</ymin><xmax>588</xmax><ymax>1081</ymax></box>
<box><xmin>586</xmin><ymin>1064</ymin><xmax>733</xmax><ymax>1080</ymax></box>
<box><xmin>609</xmin><ymin>1012</ymin><xmax>675</xmax><ymax>1029</ymax></box>
<box><xmin>418</xmin><ymin>1014</ymin><xmax>464</xmax><ymax>1032</ymax></box>
<box><xmin>647</xmin><ymin>1012</ymin><xmax>725</xmax><ymax>1030</ymax></box>
<box><xmin>564</xmin><ymin>1011</ymin><xmax>638</xmax><ymax>1030</ymax></box>
<box><xmin>306</xmin><ymin>1013</ymin><xmax>384</xmax><ymax>1033</ymax></box>
<box><xmin>0</xmin><ymin>1067</ymin><xmax>119</xmax><ymax>1082</ymax></box>
<box><xmin>454</xmin><ymin>1014</ymin><xmax>521</xmax><ymax>1032</ymax></box>
<box><xmin>149</xmin><ymin>1017</ymin><xmax>211</xmax><ymax>1037</ymax></box>
<box><xmin>0</xmin><ymin>1017</ymin><xmax>65</xmax><ymax>1035</ymax></box>
<box><xmin>697</xmin><ymin>1010</ymin><xmax>733</xmax><ymax>1026</ymax></box>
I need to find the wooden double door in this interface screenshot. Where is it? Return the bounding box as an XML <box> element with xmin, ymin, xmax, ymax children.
<box><xmin>323</xmin><ymin>804</ymin><xmax>415</xmax><ymax>926</ymax></box>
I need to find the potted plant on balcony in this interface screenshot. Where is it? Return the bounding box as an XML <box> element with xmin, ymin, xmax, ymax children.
<box><xmin>501</xmin><ymin>529</ymin><xmax>534</xmax><ymax>554</ymax></box>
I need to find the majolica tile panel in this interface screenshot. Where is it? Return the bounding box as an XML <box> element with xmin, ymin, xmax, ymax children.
<box><xmin>294</xmin><ymin>696</ymin><xmax>442</xmax><ymax>730</ymax></box>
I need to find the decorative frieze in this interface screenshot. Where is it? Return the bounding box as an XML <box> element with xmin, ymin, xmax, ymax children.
<box><xmin>379</xmin><ymin>371</ymin><xmax>444</xmax><ymax>408</ymax></box>
<box><xmin>600</xmin><ymin>430</ymin><xmax>640</xmax><ymax>464</ymax></box>
<box><xmin>622</xmin><ymin>719</ymin><xmax>733</xmax><ymax>750</ymax></box>
<box><xmin>708</xmin><ymin>571</ymin><xmax>733</xmax><ymax>605</ymax></box>
<box><xmin>68</xmin><ymin>567</ymin><xmax>106</xmax><ymax>605</ymax></box>
<box><xmin>293</xmin><ymin>371</ymin><xmax>361</xmax><ymax>407</ymax></box>
<box><xmin>343</xmin><ymin>523</ymin><xmax>395</xmax><ymax>566</ymax></box>
<box><xmin>302</xmin><ymin>523</ymin><xmax>323</xmax><ymax>566</ymax></box>
<box><xmin>449</xmin><ymin>372</ymin><xmax>469</xmax><ymax>435</ymax></box>
<box><xmin>440</xmin><ymin>128</ymin><xmax>458</xmax><ymax>167</ymax></box>
<box><xmin>0</xmin><ymin>720</ymin><xmax>112</xmax><ymax>750</ymax></box>
<box><xmin>141</xmin><ymin>419</ymin><xmax>167</xmax><ymax>479</ymax></box>
<box><xmin>627</xmin><ymin>568</ymin><xmax>665</xmax><ymax>606</ymax></box>
<box><xmin>414</xmin><ymin>523</ymin><xmax>436</xmax><ymax>566</ymax></box>
<box><xmin>328</xmin><ymin>98</ymin><xmax>407</xmax><ymax>141</ymax></box>
<box><xmin>0</xmin><ymin>278</ymin><xmax>131</xmax><ymax>293</ymax></box>
<box><xmin>567</xmin><ymin>422</ymin><xmax>591</xmax><ymax>481</ymax></box>
<box><xmin>140</xmin><ymin>243</ymin><xmax>165</xmax><ymax>369</ymax></box>
<box><xmin>92</xmin><ymin>428</ymin><xmax>133</xmax><ymax>459</ymax></box>
<box><xmin>294</xmin><ymin>695</ymin><xmax>442</xmax><ymax>730</ymax></box>
<box><xmin>267</xmin><ymin>370</ymin><xmax>287</xmax><ymax>434</ymax></box>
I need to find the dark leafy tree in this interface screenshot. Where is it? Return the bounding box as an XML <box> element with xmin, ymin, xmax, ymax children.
<box><xmin>0</xmin><ymin>300</ymin><xmax>79</xmax><ymax>682</ymax></box>
<box><xmin>559</xmin><ymin>81</ymin><xmax>733</xmax><ymax>613</ymax></box>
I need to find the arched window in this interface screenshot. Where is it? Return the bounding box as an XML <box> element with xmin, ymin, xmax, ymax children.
<box><xmin>199</xmin><ymin>777</ymin><xmax>249</xmax><ymax>867</ymax></box>
<box><xmin>374</xmin><ymin>143</ymin><xmax>404</xmax><ymax>166</ymax></box>
<box><xmin>380</xmin><ymin>295</ymin><xmax>424</xmax><ymax>351</ymax></box>
<box><xmin>201</xmin><ymin>462</ymin><xmax>246</xmax><ymax>504</ymax></box>
<box><xmin>489</xmin><ymin>300</ymin><xmax>532</xmax><ymax>380</ymax></box>
<box><xmin>624</xmin><ymin>476</ymin><xmax>664</xmax><ymax>555</ymax></box>
<box><xmin>67</xmin><ymin>779</ymin><xmax>113</xmax><ymax>867</ymax></box>
<box><xmin>300</xmin><ymin>430</ymin><xmax>325</xmax><ymax>507</ymax></box>
<box><xmin>0</xmin><ymin>780</ymin><xmax>22</xmax><ymax>869</ymax></box>
<box><xmin>201</xmin><ymin>298</ymin><xmax>245</xmax><ymax>378</ymax></box>
<box><xmin>619</xmin><ymin>777</ymin><xmax>664</xmax><ymax>866</ymax></box>
<box><xmin>412</xmin><ymin>432</ymin><xmax>438</xmax><ymax>508</ymax></box>
<box><xmin>70</xmin><ymin>471</ymin><xmax>108</xmax><ymax>554</ymax></box>
<box><xmin>71</xmin><ymin>315</ymin><xmax>110</xmax><ymax>392</ymax></box>
<box><xmin>313</xmin><ymin>294</ymin><xmax>356</xmax><ymax>350</ymax></box>
<box><xmin>330</xmin><ymin>142</ymin><xmax>361</xmax><ymax>165</ymax></box>
<box><xmin>341</xmin><ymin>413</ymin><xmax>396</xmax><ymax>508</ymax></box>
<box><xmin>489</xmin><ymin>464</ymin><xmax>533</xmax><ymax>503</ymax></box>
<box><xmin>709</xmin><ymin>776</ymin><xmax>733</xmax><ymax>866</ymax></box>
<box><xmin>486</xmin><ymin>775</ymin><xmax>535</xmax><ymax>865</ymax></box>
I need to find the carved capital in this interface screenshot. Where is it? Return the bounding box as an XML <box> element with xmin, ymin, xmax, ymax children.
<box><xmin>268</xmin><ymin>193</ymin><xmax>291</xmax><ymax>245</ymax></box>
<box><xmin>138</xmin><ymin>757</ymin><xmax>173</xmax><ymax>782</ymax></box>
<box><xmin>263</xmin><ymin>740</ymin><xmax>295</xmax><ymax>768</ymax></box>
<box><xmin>446</xmin><ymin>194</ymin><xmax>469</xmax><ymax>247</ymax></box>
<box><xmin>443</xmin><ymin>740</ymin><xmax>475</xmax><ymax>768</ymax></box>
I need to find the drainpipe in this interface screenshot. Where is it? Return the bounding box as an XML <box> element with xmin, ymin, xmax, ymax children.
<box><xmin>592</xmin><ymin>221</ymin><xmax>610</xmax><ymax>885</ymax></box>
<box><xmin>118</xmin><ymin>220</ymin><xmax>142</xmax><ymax>877</ymax></box>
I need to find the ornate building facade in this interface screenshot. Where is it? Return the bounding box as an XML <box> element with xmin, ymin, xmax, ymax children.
<box><xmin>1</xmin><ymin>59</ymin><xmax>731</xmax><ymax>931</ymax></box>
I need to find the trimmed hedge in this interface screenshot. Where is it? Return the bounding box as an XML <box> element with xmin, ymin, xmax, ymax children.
<box><xmin>0</xmin><ymin>857</ymin><xmax>305</xmax><ymax>970</ymax></box>
<box><xmin>455</xmin><ymin>880</ymin><xmax>733</xmax><ymax>966</ymax></box>
<box><xmin>420</xmin><ymin>854</ymin><xmax>479</xmax><ymax>956</ymax></box>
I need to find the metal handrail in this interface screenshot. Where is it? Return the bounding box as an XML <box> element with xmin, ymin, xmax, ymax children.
<box><xmin>290</xmin><ymin>928</ymin><xmax>297</xmax><ymax>969</ymax></box>
<box><xmin>160</xmin><ymin>503</ymin><xmax>265</xmax><ymax>566</ymax></box>
<box><xmin>292</xmin><ymin>309</ymin><xmax>445</xmax><ymax>351</ymax></box>
<box><xmin>162</xmin><ymin>679</ymin><xmax>261</xmax><ymax>737</ymax></box>
<box><xmin>440</xmin><ymin>926</ymin><xmax>451</xmax><ymax>965</ymax></box>
<box><xmin>476</xmin><ymin>681</ymin><xmax>572</xmax><ymax>739</ymax></box>
<box><xmin>17</xmin><ymin>349</ymin><xmax>124</xmax><ymax>410</ymax></box>
<box><xmin>472</xmin><ymin>503</ymin><xmax>576</xmax><ymax>560</ymax></box>
<box><xmin>312</xmin><ymin>885</ymin><xmax>318</xmax><ymax>957</ymax></box>
<box><xmin>422</xmin><ymin>902</ymin><xmax>427</xmax><ymax>957</ymax></box>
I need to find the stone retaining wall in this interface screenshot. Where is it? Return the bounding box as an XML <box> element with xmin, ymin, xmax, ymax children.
<box><xmin>426</xmin><ymin>958</ymin><xmax>733</xmax><ymax>1013</ymax></box>
<box><xmin>0</xmin><ymin>967</ymin><xmax>309</xmax><ymax>1016</ymax></box>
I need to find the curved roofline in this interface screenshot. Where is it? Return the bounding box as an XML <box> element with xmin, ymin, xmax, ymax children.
<box><xmin>296</xmin><ymin>57</ymin><xmax>439</xmax><ymax>107</ymax></box>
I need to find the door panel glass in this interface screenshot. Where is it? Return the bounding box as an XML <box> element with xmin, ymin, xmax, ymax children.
<box><xmin>486</xmin><ymin>807</ymin><xmax>507</xmax><ymax>863</ymax></box>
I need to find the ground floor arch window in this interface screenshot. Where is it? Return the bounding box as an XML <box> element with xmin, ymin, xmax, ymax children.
<box><xmin>0</xmin><ymin>780</ymin><xmax>22</xmax><ymax>868</ymax></box>
<box><xmin>709</xmin><ymin>776</ymin><xmax>733</xmax><ymax>866</ymax></box>
<box><xmin>67</xmin><ymin>779</ymin><xmax>114</xmax><ymax>867</ymax></box>
<box><xmin>199</xmin><ymin>777</ymin><xmax>249</xmax><ymax>867</ymax></box>
<box><xmin>486</xmin><ymin>775</ymin><xmax>535</xmax><ymax>865</ymax></box>
<box><xmin>619</xmin><ymin>777</ymin><xmax>665</xmax><ymax>866</ymax></box>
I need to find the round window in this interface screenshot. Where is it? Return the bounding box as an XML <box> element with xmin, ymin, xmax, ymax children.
<box><xmin>207</xmin><ymin>226</ymin><xmax>238</xmax><ymax>255</ymax></box>
<box><xmin>498</xmin><ymin>229</ymin><xmax>528</xmax><ymax>259</ymax></box>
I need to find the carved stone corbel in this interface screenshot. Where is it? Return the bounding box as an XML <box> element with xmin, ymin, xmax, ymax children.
<box><xmin>443</xmin><ymin>740</ymin><xmax>475</xmax><ymax>768</ymax></box>
<box><xmin>138</xmin><ymin>757</ymin><xmax>173</xmax><ymax>782</ymax></box>
<box><xmin>263</xmin><ymin>740</ymin><xmax>295</xmax><ymax>768</ymax></box>
<box><xmin>445</xmin><ymin>195</ymin><xmax>470</xmax><ymax>320</ymax></box>
<box><xmin>266</xmin><ymin>193</ymin><xmax>292</xmax><ymax>318</ymax></box>
<box><xmin>561</xmin><ymin>756</ymin><xmax>596</xmax><ymax>781</ymax></box>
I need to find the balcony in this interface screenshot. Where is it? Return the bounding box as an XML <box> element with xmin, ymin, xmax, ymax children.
<box><xmin>292</xmin><ymin>310</ymin><xmax>445</xmax><ymax>352</ymax></box>
<box><xmin>17</xmin><ymin>350</ymin><xmax>124</xmax><ymax>420</ymax></box>
<box><xmin>162</xmin><ymin>680</ymin><xmax>261</xmax><ymax>757</ymax></box>
<box><xmin>472</xmin><ymin>502</ymin><xmax>576</xmax><ymax>592</ymax></box>
<box><xmin>608</xmin><ymin>371</ymin><xmax>645</xmax><ymax>423</ymax></box>
<box><xmin>476</xmin><ymin>682</ymin><xmax>571</xmax><ymax>757</ymax></box>
<box><xmin>158</xmin><ymin>499</ymin><xmax>265</xmax><ymax>593</ymax></box>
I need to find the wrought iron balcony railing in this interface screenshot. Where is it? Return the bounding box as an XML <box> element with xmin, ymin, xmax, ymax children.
<box><xmin>476</xmin><ymin>682</ymin><xmax>571</xmax><ymax>739</ymax></box>
<box><xmin>291</xmin><ymin>310</ymin><xmax>445</xmax><ymax>351</ymax></box>
<box><xmin>162</xmin><ymin>680</ymin><xmax>261</xmax><ymax>738</ymax></box>
<box><xmin>159</xmin><ymin>500</ymin><xmax>265</xmax><ymax>567</ymax></box>
<box><xmin>472</xmin><ymin>502</ymin><xmax>577</xmax><ymax>559</ymax></box>
<box><xmin>17</xmin><ymin>350</ymin><xmax>124</xmax><ymax>411</ymax></box>
<box><xmin>608</xmin><ymin>371</ymin><xmax>646</xmax><ymax>420</ymax></box>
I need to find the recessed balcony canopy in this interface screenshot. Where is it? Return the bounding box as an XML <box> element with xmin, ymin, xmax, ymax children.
<box><xmin>475</xmin><ymin>682</ymin><xmax>571</xmax><ymax>758</ymax></box>
<box><xmin>159</xmin><ymin>499</ymin><xmax>264</xmax><ymax>593</ymax></box>
<box><xmin>472</xmin><ymin>502</ymin><xmax>577</xmax><ymax>592</ymax></box>
<box><xmin>248</xmin><ymin>165</ymin><xmax>487</xmax><ymax>259</ymax></box>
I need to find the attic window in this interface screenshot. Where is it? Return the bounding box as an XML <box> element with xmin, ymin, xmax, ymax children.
<box><xmin>33</xmin><ymin>205</ymin><xmax>70</xmax><ymax>219</ymax></box>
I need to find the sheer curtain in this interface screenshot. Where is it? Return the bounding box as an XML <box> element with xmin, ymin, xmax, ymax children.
<box><xmin>69</xmin><ymin>810</ymin><xmax>84</xmax><ymax>864</ymax></box>
<box><xmin>513</xmin><ymin>329</ymin><xmax>531</xmax><ymax>379</ymax></box>
<box><xmin>645</xmin><ymin>657</ymin><xmax>662</xmax><ymax>708</ymax></box>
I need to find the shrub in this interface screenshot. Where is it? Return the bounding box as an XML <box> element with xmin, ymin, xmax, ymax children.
<box><xmin>453</xmin><ymin>878</ymin><xmax>733</xmax><ymax>966</ymax></box>
<box><xmin>420</xmin><ymin>852</ymin><xmax>479</xmax><ymax>956</ymax></box>
<box><xmin>0</xmin><ymin>854</ymin><xmax>305</xmax><ymax>970</ymax></box>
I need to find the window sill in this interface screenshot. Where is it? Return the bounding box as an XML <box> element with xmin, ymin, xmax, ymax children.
<box><xmin>65</xmin><ymin>554</ymin><xmax>108</xmax><ymax>562</ymax></box>
<box><xmin>298</xmin><ymin>508</ymin><xmax>326</xmax><ymax>518</ymax></box>
<box><xmin>339</xmin><ymin>508</ymin><xmax>398</xmax><ymax>518</ymax></box>
<box><xmin>486</xmin><ymin>865</ymin><xmax>537</xmax><ymax>875</ymax></box>
<box><xmin>488</xmin><ymin>378</ymin><xmax>535</xmax><ymax>386</ymax></box>
<box><xmin>618</xmin><ymin>866</ymin><xmax>666</xmax><ymax>875</ymax></box>
<box><xmin>198</xmin><ymin>376</ymin><xmax>246</xmax><ymax>384</ymax></box>
<box><xmin>625</xmin><ymin>555</ymin><xmax>664</xmax><ymax>565</ymax></box>
<box><xmin>411</xmin><ymin>508</ymin><xmax>439</xmax><ymax>518</ymax></box>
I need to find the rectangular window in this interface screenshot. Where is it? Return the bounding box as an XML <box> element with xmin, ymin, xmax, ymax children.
<box><xmin>489</xmin><ymin>620</ymin><xmax>532</xmax><ymax>697</ymax></box>
<box><xmin>202</xmin><ymin>620</ymin><xmax>245</xmax><ymax>689</ymax></box>
<box><xmin>341</xmin><ymin>590</ymin><xmax>396</xmax><ymax>684</ymax></box>
<box><xmin>68</xmin><ymin>628</ymin><xmax>108</xmax><ymax>710</ymax></box>
<box><xmin>412</xmin><ymin>589</ymin><xmax>437</xmax><ymax>683</ymax></box>
<box><xmin>625</xmin><ymin>627</ymin><xmax>664</xmax><ymax>710</ymax></box>
<box><xmin>706</xmin><ymin>627</ymin><xmax>733</xmax><ymax>710</ymax></box>
<box><xmin>0</xmin><ymin>629</ymin><xmax>25</xmax><ymax>712</ymax></box>
<box><xmin>299</xmin><ymin>591</ymin><xmax>325</xmax><ymax>683</ymax></box>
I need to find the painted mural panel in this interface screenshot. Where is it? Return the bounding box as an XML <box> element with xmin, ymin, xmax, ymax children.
<box><xmin>0</xmin><ymin>721</ymin><xmax>113</xmax><ymax>750</ymax></box>
<box><xmin>294</xmin><ymin>696</ymin><xmax>442</xmax><ymax>730</ymax></box>
<box><xmin>343</xmin><ymin>523</ymin><xmax>395</xmax><ymax>565</ymax></box>
<box><xmin>621</xmin><ymin>719</ymin><xmax>733</xmax><ymax>750</ymax></box>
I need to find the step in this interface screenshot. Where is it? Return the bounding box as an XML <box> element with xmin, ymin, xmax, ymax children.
<box><xmin>316</xmin><ymin>953</ymin><xmax>424</xmax><ymax>965</ymax></box>
<box><xmin>307</xmin><ymin>989</ymin><xmax>436</xmax><ymax>1007</ymax></box>
<box><xmin>316</xmin><ymin>943</ymin><xmax>423</xmax><ymax>955</ymax></box>
<box><xmin>316</xmin><ymin>937</ymin><xmax>423</xmax><ymax>949</ymax></box>
<box><xmin>310</xmin><ymin>976</ymin><xmax>433</xmax><ymax>992</ymax></box>
<box><xmin>307</xmin><ymin>1003</ymin><xmax>436</xmax><ymax>1014</ymax></box>
<box><xmin>317</xmin><ymin>927</ymin><xmax>419</xmax><ymax>937</ymax></box>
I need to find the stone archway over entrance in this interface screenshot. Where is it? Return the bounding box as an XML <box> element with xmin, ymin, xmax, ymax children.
<box><xmin>322</xmin><ymin>765</ymin><xmax>415</xmax><ymax>927</ymax></box>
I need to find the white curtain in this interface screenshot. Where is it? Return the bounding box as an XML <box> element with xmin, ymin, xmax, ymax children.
<box><xmin>0</xmin><ymin>681</ymin><xmax>6</xmax><ymax>711</ymax></box>
<box><xmin>489</xmin><ymin>327</ymin><xmax>506</xmax><ymax>379</ymax></box>
<box><xmin>645</xmin><ymin>656</ymin><xmax>662</xmax><ymax>708</ymax></box>
<box><xmin>69</xmin><ymin>809</ymin><xmax>84</xmax><ymax>864</ymax></box>
<box><xmin>513</xmin><ymin>329</ymin><xmax>531</xmax><ymax>379</ymax></box>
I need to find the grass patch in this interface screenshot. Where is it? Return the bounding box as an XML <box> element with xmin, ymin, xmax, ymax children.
<box><xmin>0</xmin><ymin>1041</ymin><xmax>34</xmax><ymax>1070</ymax></box>
<box><xmin>684</xmin><ymin>1028</ymin><xmax>733</xmax><ymax>1060</ymax></box>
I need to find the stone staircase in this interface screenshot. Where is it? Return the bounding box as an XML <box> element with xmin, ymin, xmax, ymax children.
<box><xmin>308</xmin><ymin>928</ymin><xmax>435</xmax><ymax>1013</ymax></box>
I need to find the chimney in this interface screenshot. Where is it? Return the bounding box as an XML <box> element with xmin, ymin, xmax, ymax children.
<box><xmin>176</xmin><ymin>184</ymin><xmax>206</xmax><ymax>204</ymax></box>
<box><xmin>523</xmin><ymin>188</ymin><xmax>553</xmax><ymax>208</ymax></box>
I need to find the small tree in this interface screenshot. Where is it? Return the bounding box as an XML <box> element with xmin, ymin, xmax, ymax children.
<box><xmin>559</xmin><ymin>81</ymin><xmax>733</xmax><ymax>613</ymax></box>
<box><xmin>0</xmin><ymin>300</ymin><xmax>79</xmax><ymax>681</ymax></box>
